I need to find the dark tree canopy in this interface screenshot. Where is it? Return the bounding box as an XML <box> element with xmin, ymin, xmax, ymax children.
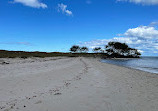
<box><xmin>93</xmin><ymin>47</ymin><xmax>103</xmax><ymax>53</ymax></box>
<box><xmin>80</xmin><ymin>47</ymin><xmax>89</xmax><ymax>53</ymax></box>
<box><xmin>106</xmin><ymin>42</ymin><xmax>128</xmax><ymax>50</ymax></box>
<box><xmin>70</xmin><ymin>45</ymin><xmax>80</xmax><ymax>53</ymax></box>
<box><xmin>105</xmin><ymin>42</ymin><xmax>141</xmax><ymax>58</ymax></box>
<box><xmin>70</xmin><ymin>45</ymin><xmax>89</xmax><ymax>53</ymax></box>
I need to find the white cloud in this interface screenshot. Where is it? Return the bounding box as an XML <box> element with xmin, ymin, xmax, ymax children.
<box><xmin>57</xmin><ymin>3</ymin><xmax>73</xmax><ymax>16</ymax></box>
<box><xmin>12</xmin><ymin>0</ymin><xmax>47</xmax><ymax>8</ymax></box>
<box><xmin>124</xmin><ymin>26</ymin><xmax>158</xmax><ymax>39</ymax></box>
<box><xmin>117</xmin><ymin>0</ymin><xmax>158</xmax><ymax>5</ymax></box>
<box><xmin>0</xmin><ymin>42</ymin><xmax>32</xmax><ymax>46</ymax></box>
<box><xmin>80</xmin><ymin>24</ymin><xmax>158</xmax><ymax>55</ymax></box>
<box><xmin>149</xmin><ymin>21</ymin><xmax>158</xmax><ymax>26</ymax></box>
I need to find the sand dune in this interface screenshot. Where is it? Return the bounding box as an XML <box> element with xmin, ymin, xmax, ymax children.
<box><xmin>0</xmin><ymin>57</ymin><xmax>158</xmax><ymax>111</ymax></box>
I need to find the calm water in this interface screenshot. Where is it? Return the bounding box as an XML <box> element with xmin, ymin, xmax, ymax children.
<box><xmin>101</xmin><ymin>57</ymin><xmax>158</xmax><ymax>74</ymax></box>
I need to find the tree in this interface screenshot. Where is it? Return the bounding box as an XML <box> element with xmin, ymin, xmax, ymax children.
<box><xmin>80</xmin><ymin>47</ymin><xmax>89</xmax><ymax>53</ymax></box>
<box><xmin>127</xmin><ymin>48</ymin><xmax>141</xmax><ymax>57</ymax></box>
<box><xmin>92</xmin><ymin>47</ymin><xmax>103</xmax><ymax>53</ymax></box>
<box><xmin>105</xmin><ymin>42</ymin><xmax>141</xmax><ymax>58</ymax></box>
<box><xmin>70</xmin><ymin>45</ymin><xmax>80</xmax><ymax>53</ymax></box>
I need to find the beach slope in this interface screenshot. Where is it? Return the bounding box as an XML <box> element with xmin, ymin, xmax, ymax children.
<box><xmin>0</xmin><ymin>57</ymin><xmax>158</xmax><ymax>111</ymax></box>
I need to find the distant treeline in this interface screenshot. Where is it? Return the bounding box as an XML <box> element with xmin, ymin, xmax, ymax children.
<box><xmin>0</xmin><ymin>42</ymin><xmax>141</xmax><ymax>58</ymax></box>
<box><xmin>70</xmin><ymin>42</ymin><xmax>141</xmax><ymax>58</ymax></box>
<box><xmin>0</xmin><ymin>50</ymin><xmax>106</xmax><ymax>58</ymax></box>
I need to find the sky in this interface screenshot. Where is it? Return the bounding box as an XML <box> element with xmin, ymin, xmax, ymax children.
<box><xmin>0</xmin><ymin>0</ymin><xmax>158</xmax><ymax>56</ymax></box>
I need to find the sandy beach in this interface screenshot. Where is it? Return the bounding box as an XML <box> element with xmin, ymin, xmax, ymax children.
<box><xmin>0</xmin><ymin>57</ymin><xmax>158</xmax><ymax>111</ymax></box>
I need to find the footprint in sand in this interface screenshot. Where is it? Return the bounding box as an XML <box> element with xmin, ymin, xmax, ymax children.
<box><xmin>54</xmin><ymin>93</ymin><xmax>62</xmax><ymax>95</ymax></box>
<box><xmin>35</xmin><ymin>100</ymin><xmax>42</xmax><ymax>104</ymax></box>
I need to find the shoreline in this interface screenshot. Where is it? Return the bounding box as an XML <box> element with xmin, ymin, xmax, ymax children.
<box><xmin>100</xmin><ymin>59</ymin><xmax>158</xmax><ymax>75</ymax></box>
<box><xmin>0</xmin><ymin>57</ymin><xmax>158</xmax><ymax>111</ymax></box>
<box><xmin>101</xmin><ymin>57</ymin><xmax>158</xmax><ymax>74</ymax></box>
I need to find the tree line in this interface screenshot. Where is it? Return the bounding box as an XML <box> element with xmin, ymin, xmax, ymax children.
<box><xmin>70</xmin><ymin>41</ymin><xmax>141</xmax><ymax>58</ymax></box>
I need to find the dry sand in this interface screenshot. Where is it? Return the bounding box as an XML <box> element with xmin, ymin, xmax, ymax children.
<box><xmin>0</xmin><ymin>57</ymin><xmax>158</xmax><ymax>111</ymax></box>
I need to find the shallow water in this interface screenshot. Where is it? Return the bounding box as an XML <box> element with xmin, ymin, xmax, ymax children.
<box><xmin>101</xmin><ymin>57</ymin><xmax>158</xmax><ymax>74</ymax></box>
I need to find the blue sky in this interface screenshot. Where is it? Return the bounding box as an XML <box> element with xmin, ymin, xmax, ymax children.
<box><xmin>0</xmin><ymin>0</ymin><xmax>158</xmax><ymax>56</ymax></box>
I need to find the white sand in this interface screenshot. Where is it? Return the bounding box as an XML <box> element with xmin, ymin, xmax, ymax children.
<box><xmin>0</xmin><ymin>57</ymin><xmax>158</xmax><ymax>111</ymax></box>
